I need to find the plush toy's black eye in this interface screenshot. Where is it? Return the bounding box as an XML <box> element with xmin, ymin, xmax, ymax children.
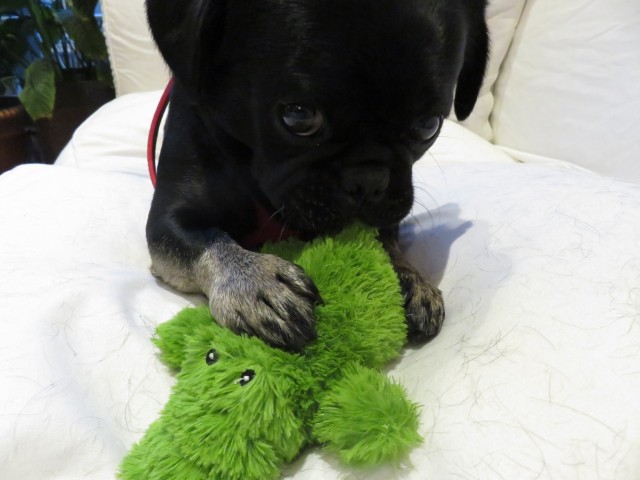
<box><xmin>410</xmin><ymin>115</ymin><xmax>443</xmax><ymax>142</ymax></box>
<box><xmin>279</xmin><ymin>104</ymin><xmax>324</xmax><ymax>137</ymax></box>
<box><xmin>205</xmin><ymin>349</ymin><xmax>218</xmax><ymax>365</ymax></box>
<box><xmin>237</xmin><ymin>369</ymin><xmax>255</xmax><ymax>386</ymax></box>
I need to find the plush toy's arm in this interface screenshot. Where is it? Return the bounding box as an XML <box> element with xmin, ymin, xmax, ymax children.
<box><xmin>153</xmin><ymin>305</ymin><xmax>214</xmax><ymax>369</ymax></box>
<box><xmin>313</xmin><ymin>364</ymin><xmax>422</xmax><ymax>467</ymax></box>
<box><xmin>119</xmin><ymin>420</ymin><xmax>206</xmax><ymax>479</ymax></box>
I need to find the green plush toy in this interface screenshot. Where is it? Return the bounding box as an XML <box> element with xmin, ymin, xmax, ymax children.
<box><xmin>119</xmin><ymin>225</ymin><xmax>422</xmax><ymax>480</ymax></box>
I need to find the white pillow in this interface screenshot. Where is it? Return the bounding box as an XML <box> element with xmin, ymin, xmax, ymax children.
<box><xmin>455</xmin><ymin>0</ymin><xmax>527</xmax><ymax>141</ymax></box>
<box><xmin>491</xmin><ymin>0</ymin><xmax>640</xmax><ymax>183</ymax></box>
<box><xmin>55</xmin><ymin>91</ymin><xmax>163</xmax><ymax>175</ymax></box>
<box><xmin>102</xmin><ymin>0</ymin><xmax>170</xmax><ymax>95</ymax></box>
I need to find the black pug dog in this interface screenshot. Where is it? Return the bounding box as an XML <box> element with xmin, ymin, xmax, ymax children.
<box><xmin>145</xmin><ymin>0</ymin><xmax>489</xmax><ymax>351</ymax></box>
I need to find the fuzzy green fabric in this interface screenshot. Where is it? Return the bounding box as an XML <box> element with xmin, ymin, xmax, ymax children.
<box><xmin>119</xmin><ymin>225</ymin><xmax>422</xmax><ymax>480</ymax></box>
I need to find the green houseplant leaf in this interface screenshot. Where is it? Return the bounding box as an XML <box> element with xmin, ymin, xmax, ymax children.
<box><xmin>27</xmin><ymin>0</ymin><xmax>62</xmax><ymax>67</ymax></box>
<box><xmin>67</xmin><ymin>0</ymin><xmax>99</xmax><ymax>21</ymax></box>
<box><xmin>0</xmin><ymin>17</ymin><xmax>30</xmax><ymax>77</ymax></box>
<box><xmin>1</xmin><ymin>1</ymin><xmax>113</xmax><ymax>120</ymax></box>
<box><xmin>58</xmin><ymin>8</ymin><xmax>107</xmax><ymax>61</ymax></box>
<box><xmin>18</xmin><ymin>58</ymin><xmax>55</xmax><ymax>119</ymax></box>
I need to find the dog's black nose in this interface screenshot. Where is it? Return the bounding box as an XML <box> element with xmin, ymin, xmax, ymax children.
<box><xmin>340</xmin><ymin>165</ymin><xmax>390</xmax><ymax>204</ymax></box>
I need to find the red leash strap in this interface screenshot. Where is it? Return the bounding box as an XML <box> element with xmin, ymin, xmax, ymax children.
<box><xmin>147</xmin><ymin>78</ymin><xmax>174</xmax><ymax>188</ymax></box>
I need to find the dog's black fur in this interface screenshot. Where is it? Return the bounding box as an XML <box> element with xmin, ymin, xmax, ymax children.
<box><xmin>146</xmin><ymin>0</ymin><xmax>489</xmax><ymax>351</ymax></box>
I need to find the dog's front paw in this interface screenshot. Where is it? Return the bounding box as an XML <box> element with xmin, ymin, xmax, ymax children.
<box><xmin>397</xmin><ymin>268</ymin><xmax>445</xmax><ymax>343</ymax></box>
<box><xmin>208</xmin><ymin>252</ymin><xmax>322</xmax><ymax>351</ymax></box>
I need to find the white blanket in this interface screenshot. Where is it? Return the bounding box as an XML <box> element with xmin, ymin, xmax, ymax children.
<box><xmin>1</xmin><ymin>93</ymin><xmax>639</xmax><ymax>479</ymax></box>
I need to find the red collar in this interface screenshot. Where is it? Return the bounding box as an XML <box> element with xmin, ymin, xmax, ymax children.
<box><xmin>240</xmin><ymin>203</ymin><xmax>301</xmax><ymax>249</ymax></box>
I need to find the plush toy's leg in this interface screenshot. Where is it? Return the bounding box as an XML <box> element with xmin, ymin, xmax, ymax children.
<box><xmin>313</xmin><ymin>364</ymin><xmax>422</xmax><ymax>467</ymax></box>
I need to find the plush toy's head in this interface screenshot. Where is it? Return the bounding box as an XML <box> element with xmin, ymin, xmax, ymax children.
<box><xmin>125</xmin><ymin>307</ymin><xmax>311</xmax><ymax>479</ymax></box>
<box><xmin>120</xmin><ymin>225</ymin><xmax>422</xmax><ymax>480</ymax></box>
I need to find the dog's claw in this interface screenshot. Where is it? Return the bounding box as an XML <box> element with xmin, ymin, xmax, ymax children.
<box><xmin>208</xmin><ymin>252</ymin><xmax>319</xmax><ymax>351</ymax></box>
<box><xmin>397</xmin><ymin>268</ymin><xmax>445</xmax><ymax>343</ymax></box>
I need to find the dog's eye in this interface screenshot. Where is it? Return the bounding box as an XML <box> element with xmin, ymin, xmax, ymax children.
<box><xmin>410</xmin><ymin>115</ymin><xmax>443</xmax><ymax>143</ymax></box>
<box><xmin>279</xmin><ymin>104</ymin><xmax>324</xmax><ymax>137</ymax></box>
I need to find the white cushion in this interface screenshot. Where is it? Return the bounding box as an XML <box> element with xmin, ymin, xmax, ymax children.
<box><xmin>55</xmin><ymin>91</ymin><xmax>163</xmax><ymax>176</ymax></box>
<box><xmin>455</xmin><ymin>0</ymin><xmax>527</xmax><ymax>141</ymax></box>
<box><xmin>3</xmin><ymin>106</ymin><xmax>640</xmax><ymax>477</ymax></box>
<box><xmin>491</xmin><ymin>0</ymin><xmax>640</xmax><ymax>183</ymax></box>
<box><xmin>102</xmin><ymin>0</ymin><xmax>170</xmax><ymax>95</ymax></box>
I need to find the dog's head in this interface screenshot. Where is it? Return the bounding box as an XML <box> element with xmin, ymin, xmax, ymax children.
<box><xmin>147</xmin><ymin>0</ymin><xmax>488</xmax><ymax>236</ymax></box>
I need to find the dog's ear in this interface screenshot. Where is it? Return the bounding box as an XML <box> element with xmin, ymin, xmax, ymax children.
<box><xmin>146</xmin><ymin>0</ymin><xmax>226</xmax><ymax>92</ymax></box>
<box><xmin>453</xmin><ymin>2</ymin><xmax>489</xmax><ymax>121</ymax></box>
